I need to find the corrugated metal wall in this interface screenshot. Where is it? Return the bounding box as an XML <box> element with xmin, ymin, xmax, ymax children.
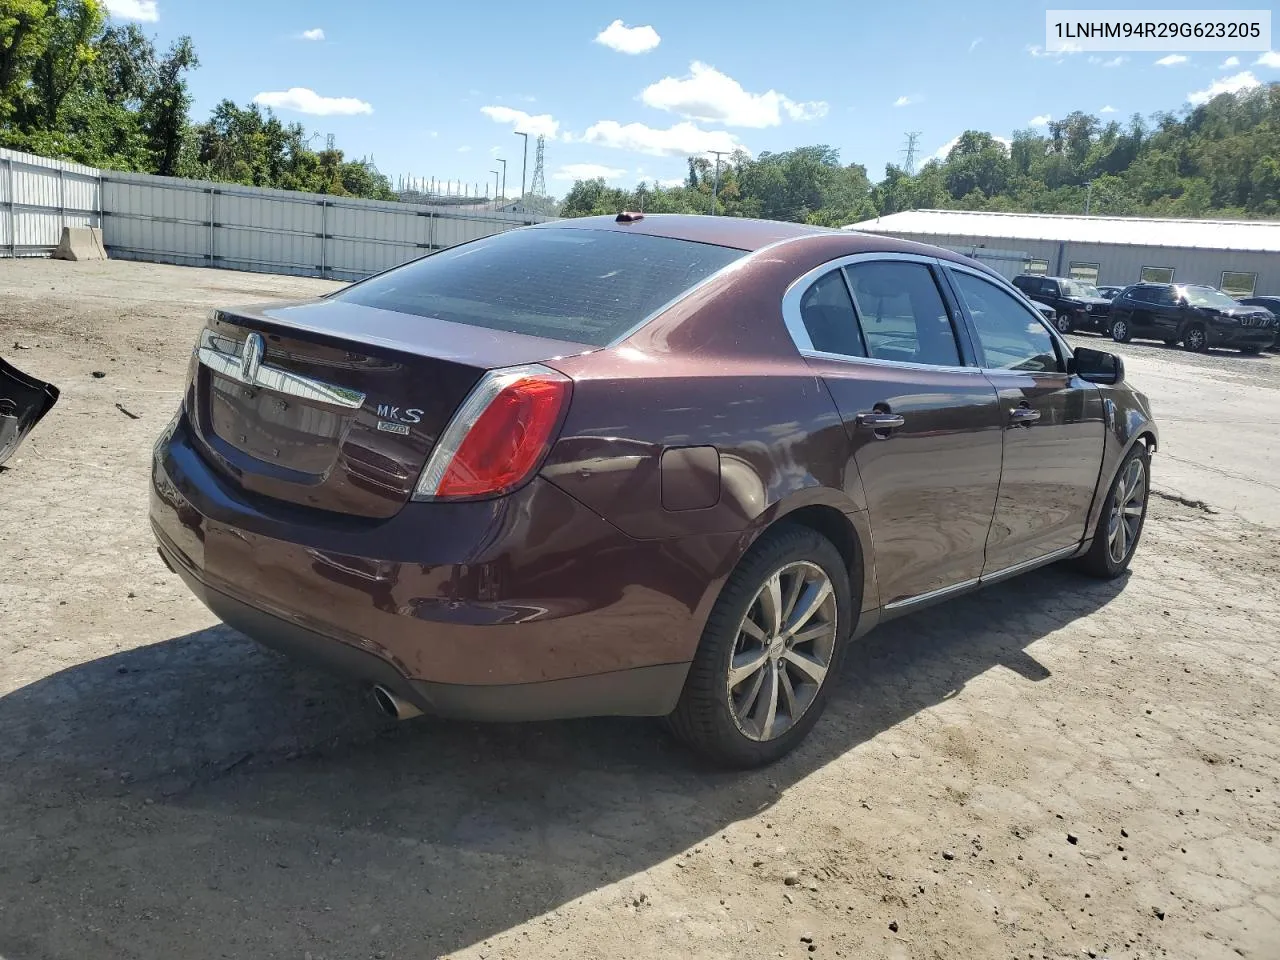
<box><xmin>0</xmin><ymin>149</ymin><xmax>101</xmax><ymax>255</ymax></box>
<box><xmin>0</xmin><ymin>147</ymin><xmax>552</xmax><ymax>278</ymax></box>
<box><xmin>872</xmin><ymin>229</ymin><xmax>1280</xmax><ymax>295</ymax></box>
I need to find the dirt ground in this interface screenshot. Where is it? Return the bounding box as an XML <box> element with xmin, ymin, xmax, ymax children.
<box><xmin>1</xmin><ymin>258</ymin><xmax>1278</xmax><ymax>960</ymax></box>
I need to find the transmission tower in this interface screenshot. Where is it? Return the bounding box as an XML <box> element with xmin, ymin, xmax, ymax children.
<box><xmin>529</xmin><ymin>135</ymin><xmax>546</xmax><ymax>197</ymax></box>
<box><xmin>901</xmin><ymin>131</ymin><xmax>921</xmax><ymax>175</ymax></box>
<box><xmin>325</xmin><ymin>133</ymin><xmax>335</xmax><ymax>151</ymax></box>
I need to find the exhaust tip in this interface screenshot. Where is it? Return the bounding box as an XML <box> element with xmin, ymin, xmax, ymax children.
<box><xmin>372</xmin><ymin>684</ymin><xmax>423</xmax><ymax>721</ymax></box>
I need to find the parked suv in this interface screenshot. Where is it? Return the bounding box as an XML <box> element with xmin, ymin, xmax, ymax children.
<box><xmin>1109</xmin><ymin>283</ymin><xmax>1278</xmax><ymax>353</ymax></box>
<box><xmin>1238</xmin><ymin>296</ymin><xmax>1280</xmax><ymax>351</ymax></box>
<box><xmin>1011</xmin><ymin>275</ymin><xmax>1113</xmax><ymax>334</ymax></box>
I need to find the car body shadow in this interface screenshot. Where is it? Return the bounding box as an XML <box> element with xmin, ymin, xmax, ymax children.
<box><xmin>0</xmin><ymin>565</ymin><xmax>1126</xmax><ymax>959</ymax></box>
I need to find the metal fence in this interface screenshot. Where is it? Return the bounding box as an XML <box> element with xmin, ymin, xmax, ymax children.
<box><xmin>0</xmin><ymin>147</ymin><xmax>553</xmax><ymax>280</ymax></box>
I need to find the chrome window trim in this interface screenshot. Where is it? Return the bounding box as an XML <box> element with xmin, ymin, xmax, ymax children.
<box><xmin>941</xmin><ymin>261</ymin><xmax>1074</xmax><ymax>374</ymax></box>
<box><xmin>781</xmin><ymin>251</ymin><xmax>981</xmax><ymax>376</ymax></box>
<box><xmin>196</xmin><ymin>329</ymin><xmax>366</xmax><ymax>409</ymax></box>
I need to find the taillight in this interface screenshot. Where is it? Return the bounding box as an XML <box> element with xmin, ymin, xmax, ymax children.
<box><xmin>412</xmin><ymin>363</ymin><xmax>571</xmax><ymax>500</ymax></box>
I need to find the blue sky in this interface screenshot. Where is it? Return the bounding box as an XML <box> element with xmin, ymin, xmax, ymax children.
<box><xmin>107</xmin><ymin>1</ymin><xmax>1280</xmax><ymax>198</ymax></box>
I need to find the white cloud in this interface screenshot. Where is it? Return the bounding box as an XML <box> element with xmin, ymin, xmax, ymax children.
<box><xmin>457</xmin><ymin>145</ymin><xmax>472</xmax><ymax>153</ymax></box>
<box><xmin>1028</xmin><ymin>42</ymin><xmax>1082</xmax><ymax>58</ymax></box>
<box><xmin>657</xmin><ymin>177</ymin><xmax>685</xmax><ymax>189</ymax></box>
<box><xmin>429</xmin><ymin>130</ymin><xmax>439</xmax><ymax>138</ymax></box>
<box><xmin>594</xmin><ymin>19</ymin><xmax>660</xmax><ymax>54</ymax></box>
<box><xmin>1029</xmin><ymin>113</ymin><xmax>1051</xmax><ymax>126</ymax></box>
<box><xmin>553</xmin><ymin>163</ymin><xmax>627</xmax><ymax>182</ymax></box>
<box><xmin>103</xmin><ymin>0</ymin><xmax>158</xmax><ymax>20</ymax></box>
<box><xmin>893</xmin><ymin>95</ymin><xmax>920</xmax><ymax>107</ymax></box>
<box><xmin>1187</xmin><ymin>71</ymin><xmax>1260</xmax><ymax>105</ymax></box>
<box><xmin>1155</xmin><ymin>54</ymin><xmax>1188</xmax><ymax>67</ymax></box>
<box><xmin>1221</xmin><ymin>56</ymin><xmax>1241</xmax><ymax>68</ymax></box>
<box><xmin>252</xmin><ymin>88</ymin><xmax>372</xmax><ymax>116</ymax></box>
<box><xmin>300</xmin><ymin>28</ymin><xmax>324</xmax><ymax>41</ymax></box>
<box><xmin>1100</xmin><ymin>104</ymin><xmax>1117</xmax><ymax>113</ymax></box>
<box><xmin>479</xmin><ymin>105</ymin><xmax>559</xmax><ymax>138</ymax></box>
<box><xmin>1099</xmin><ymin>55</ymin><xmax>1126</xmax><ymax>67</ymax></box>
<box><xmin>573</xmin><ymin>120</ymin><xmax>744</xmax><ymax>158</ymax></box>
<box><xmin>969</xmin><ymin>37</ymin><xmax>983</xmax><ymax>52</ymax></box>
<box><xmin>640</xmin><ymin>61</ymin><xmax>827</xmax><ymax>128</ymax></box>
<box><xmin>1256</xmin><ymin>51</ymin><xmax>1280</xmax><ymax>68</ymax></box>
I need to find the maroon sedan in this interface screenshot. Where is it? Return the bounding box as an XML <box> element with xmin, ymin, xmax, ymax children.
<box><xmin>151</xmin><ymin>214</ymin><xmax>1157</xmax><ymax>767</ymax></box>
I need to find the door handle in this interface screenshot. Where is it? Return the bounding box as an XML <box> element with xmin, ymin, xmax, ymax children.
<box><xmin>856</xmin><ymin>411</ymin><xmax>906</xmax><ymax>430</ymax></box>
<box><xmin>1009</xmin><ymin>406</ymin><xmax>1041</xmax><ymax>425</ymax></box>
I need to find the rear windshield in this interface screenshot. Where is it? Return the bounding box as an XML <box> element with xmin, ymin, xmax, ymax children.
<box><xmin>332</xmin><ymin>227</ymin><xmax>746</xmax><ymax>347</ymax></box>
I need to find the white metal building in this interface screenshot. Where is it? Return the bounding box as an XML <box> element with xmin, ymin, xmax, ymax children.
<box><xmin>847</xmin><ymin>209</ymin><xmax>1280</xmax><ymax>298</ymax></box>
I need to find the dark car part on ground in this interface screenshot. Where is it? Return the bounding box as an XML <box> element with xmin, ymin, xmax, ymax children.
<box><xmin>1012</xmin><ymin>274</ymin><xmax>1113</xmax><ymax>335</ymax></box>
<box><xmin>150</xmin><ymin>215</ymin><xmax>1158</xmax><ymax>767</ymax></box>
<box><xmin>0</xmin><ymin>358</ymin><xmax>59</xmax><ymax>467</ymax></box>
<box><xmin>1109</xmin><ymin>283</ymin><xmax>1277</xmax><ymax>353</ymax></box>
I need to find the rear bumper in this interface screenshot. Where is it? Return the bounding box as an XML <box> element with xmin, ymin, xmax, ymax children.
<box><xmin>150</xmin><ymin>415</ymin><xmax>734</xmax><ymax>719</ymax></box>
<box><xmin>155</xmin><ymin>535</ymin><xmax>686</xmax><ymax>720</ymax></box>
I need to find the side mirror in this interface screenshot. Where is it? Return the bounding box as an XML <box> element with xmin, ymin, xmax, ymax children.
<box><xmin>1072</xmin><ymin>347</ymin><xmax>1125</xmax><ymax>385</ymax></box>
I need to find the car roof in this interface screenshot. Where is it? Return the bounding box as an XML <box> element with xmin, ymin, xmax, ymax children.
<box><xmin>529</xmin><ymin>214</ymin><xmax>1015</xmax><ymax>285</ymax></box>
<box><xmin>536</xmin><ymin>214</ymin><xmax>836</xmax><ymax>251</ymax></box>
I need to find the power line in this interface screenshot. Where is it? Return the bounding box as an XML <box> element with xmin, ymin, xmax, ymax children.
<box><xmin>901</xmin><ymin>132</ymin><xmax>921</xmax><ymax>175</ymax></box>
<box><xmin>529</xmin><ymin>135</ymin><xmax>546</xmax><ymax>197</ymax></box>
<box><xmin>708</xmin><ymin>150</ymin><xmax>728</xmax><ymax>215</ymax></box>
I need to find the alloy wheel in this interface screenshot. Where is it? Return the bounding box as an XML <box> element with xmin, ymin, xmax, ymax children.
<box><xmin>1186</xmin><ymin>327</ymin><xmax>1206</xmax><ymax>351</ymax></box>
<box><xmin>727</xmin><ymin>561</ymin><xmax>838</xmax><ymax>742</ymax></box>
<box><xmin>1112</xmin><ymin>320</ymin><xmax>1128</xmax><ymax>341</ymax></box>
<box><xmin>1056</xmin><ymin>315</ymin><xmax>1072</xmax><ymax>334</ymax></box>
<box><xmin>1107</xmin><ymin>457</ymin><xmax>1146</xmax><ymax>565</ymax></box>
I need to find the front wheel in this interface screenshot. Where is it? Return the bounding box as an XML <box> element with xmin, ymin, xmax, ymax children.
<box><xmin>1076</xmin><ymin>443</ymin><xmax>1151</xmax><ymax>579</ymax></box>
<box><xmin>1055</xmin><ymin>314</ymin><xmax>1073</xmax><ymax>334</ymax></box>
<box><xmin>667</xmin><ymin>525</ymin><xmax>853</xmax><ymax>768</ymax></box>
<box><xmin>1110</xmin><ymin>318</ymin><xmax>1132</xmax><ymax>343</ymax></box>
<box><xmin>1183</xmin><ymin>323</ymin><xmax>1208</xmax><ymax>352</ymax></box>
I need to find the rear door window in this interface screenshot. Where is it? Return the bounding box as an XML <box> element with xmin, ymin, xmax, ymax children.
<box><xmin>333</xmin><ymin>227</ymin><xmax>746</xmax><ymax>347</ymax></box>
<box><xmin>843</xmin><ymin>261</ymin><xmax>964</xmax><ymax>367</ymax></box>
<box><xmin>799</xmin><ymin>270</ymin><xmax>866</xmax><ymax>357</ymax></box>
<box><xmin>950</xmin><ymin>271</ymin><xmax>1063</xmax><ymax>373</ymax></box>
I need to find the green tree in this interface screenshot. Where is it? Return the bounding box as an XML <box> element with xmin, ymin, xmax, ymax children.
<box><xmin>0</xmin><ymin>0</ymin><xmax>50</xmax><ymax>120</ymax></box>
<box><xmin>30</xmin><ymin>0</ymin><xmax>101</xmax><ymax>127</ymax></box>
<box><xmin>140</xmin><ymin>35</ymin><xmax>195</xmax><ymax>175</ymax></box>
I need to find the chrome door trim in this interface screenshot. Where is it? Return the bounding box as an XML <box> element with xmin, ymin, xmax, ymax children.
<box><xmin>781</xmin><ymin>251</ymin><xmax>983</xmax><ymax>376</ymax></box>
<box><xmin>197</xmin><ymin>329</ymin><xmax>366</xmax><ymax>409</ymax></box>
<box><xmin>882</xmin><ymin>543</ymin><xmax>1081</xmax><ymax>612</ymax></box>
<box><xmin>979</xmin><ymin>544</ymin><xmax>1080</xmax><ymax>585</ymax></box>
<box><xmin>883</xmin><ymin>577</ymin><xmax>980</xmax><ymax>612</ymax></box>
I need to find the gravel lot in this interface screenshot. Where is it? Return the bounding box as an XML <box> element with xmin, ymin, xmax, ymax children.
<box><xmin>1</xmin><ymin>259</ymin><xmax>1278</xmax><ymax>960</ymax></box>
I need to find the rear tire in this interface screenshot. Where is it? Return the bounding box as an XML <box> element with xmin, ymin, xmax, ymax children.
<box><xmin>1055</xmin><ymin>314</ymin><xmax>1072</xmax><ymax>334</ymax></box>
<box><xmin>1183</xmin><ymin>323</ymin><xmax>1208</xmax><ymax>352</ymax></box>
<box><xmin>667</xmin><ymin>525</ymin><xmax>853</xmax><ymax>768</ymax></box>
<box><xmin>1110</xmin><ymin>318</ymin><xmax>1132</xmax><ymax>343</ymax></box>
<box><xmin>1076</xmin><ymin>443</ymin><xmax>1151</xmax><ymax>579</ymax></box>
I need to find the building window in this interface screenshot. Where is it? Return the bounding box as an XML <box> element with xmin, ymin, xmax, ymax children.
<box><xmin>1068</xmin><ymin>262</ymin><xmax>1100</xmax><ymax>284</ymax></box>
<box><xmin>1220</xmin><ymin>271</ymin><xmax>1257</xmax><ymax>299</ymax></box>
<box><xmin>1140</xmin><ymin>266</ymin><xmax>1175</xmax><ymax>284</ymax></box>
<box><xmin>1023</xmin><ymin>258</ymin><xmax>1049</xmax><ymax>275</ymax></box>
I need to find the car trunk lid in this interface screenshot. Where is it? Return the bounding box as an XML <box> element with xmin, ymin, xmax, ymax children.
<box><xmin>186</xmin><ymin>299</ymin><xmax>587</xmax><ymax>519</ymax></box>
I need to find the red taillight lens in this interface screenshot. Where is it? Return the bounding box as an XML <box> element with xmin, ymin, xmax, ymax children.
<box><xmin>413</xmin><ymin>364</ymin><xmax>571</xmax><ymax>500</ymax></box>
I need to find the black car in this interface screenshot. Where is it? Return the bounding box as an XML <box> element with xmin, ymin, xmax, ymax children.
<box><xmin>1238</xmin><ymin>296</ymin><xmax>1280</xmax><ymax>351</ymax></box>
<box><xmin>1109</xmin><ymin>283</ymin><xmax>1277</xmax><ymax>353</ymax></box>
<box><xmin>1097</xmin><ymin>285</ymin><xmax>1125</xmax><ymax>300</ymax></box>
<box><xmin>1011</xmin><ymin>275</ymin><xmax>1112</xmax><ymax>334</ymax></box>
